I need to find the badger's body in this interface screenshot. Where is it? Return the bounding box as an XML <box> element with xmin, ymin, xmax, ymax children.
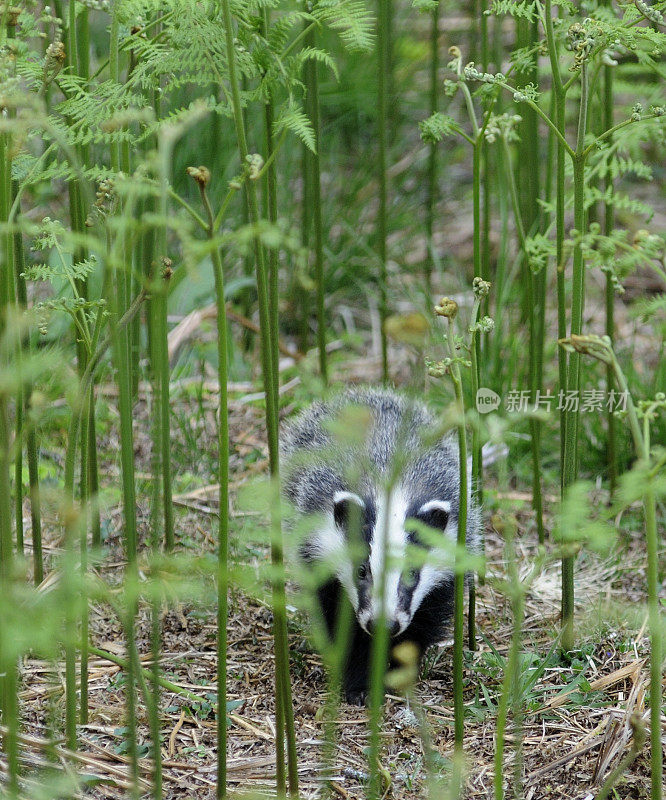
<box><xmin>281</xmin><ymin>387</ymin><xmax>480</xmax><ymax>704</ymax></box>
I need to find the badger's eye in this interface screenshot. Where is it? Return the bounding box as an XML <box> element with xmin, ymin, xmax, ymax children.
<box><xmin>357</xmin><ymin>563</ymin><xmax>368</xmax><ymax>580</ymax></box>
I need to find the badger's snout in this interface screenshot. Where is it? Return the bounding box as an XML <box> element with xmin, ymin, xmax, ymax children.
<box><xmin>359</xmin><ymin>617</ymin><xmax>402</xmax><ymax>637</ymax></box>
<box><xmin>357</xmin><ymin>600</ymin><xmax>412</xmax><ymax>638</ymax></box>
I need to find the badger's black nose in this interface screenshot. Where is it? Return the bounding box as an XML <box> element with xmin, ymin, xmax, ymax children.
<box><xmin>367</xmin><ymin>619</ymin><xmax>400</xmax><ymax>637</ymax></box>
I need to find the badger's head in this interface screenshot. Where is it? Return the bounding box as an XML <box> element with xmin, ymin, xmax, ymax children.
<box><xmin>329</xmin><ymin>488</ymin><xmax>453</xmax><ymax>637</ymax></box>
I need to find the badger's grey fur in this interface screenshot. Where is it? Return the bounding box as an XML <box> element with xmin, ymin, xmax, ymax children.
<box><xmin>281</xmin><ymin>387</ymin><xmax>480</xmax><ymax>704</ymax></box>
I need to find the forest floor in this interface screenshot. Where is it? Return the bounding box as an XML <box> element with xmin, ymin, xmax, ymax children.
<box><xmin>15</xmin><ymin>382</ymin><xmax>666</xmax><ymax>800</ymax></box>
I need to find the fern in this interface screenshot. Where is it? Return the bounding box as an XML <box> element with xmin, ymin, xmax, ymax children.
<box><xmin>598</xmin><ymin>188</ymin><xmax>655</xmax><ymax>220</ymax></box>
<box><xmin>56</xmin><ymin>76</ymin><xmax>148</xmax><ymax>147</ymax></box>
<box><xmin>524</xmin><ymin>234</ymin><xmax>555</xmax><ymax>275</ymax></box>
<box><xmin>510</xmin><ymin>44</ymin><xmax>539</xmax><ymax>75</ymax></box>
<box><xmin>294</xmin><ymin>47</ymin><xmax>339</xmax><ymax>81</ymax></box>
<box><xmin>267</xmin><ymin>10</ymin><xmax>313</xmax><ymax>51</ymax></box>
<box><xmin>419</xmin><ymin>112</ymin><xmax>462</xmax><ymax>143</ymax></box>
<box><xmin>312</xmin><ymin>0</ymin><xmax>374</xmax><ymax>52</ymax></box>
<box><xmin>490</xmin><ymin>0</ymin><xmax>537</xmax><ymax>21</ymax></box>
<box><xmin>23</xmin><ymin>258</ymin><xmax>98</xmax><ymax>285</ymax></box>
<box><xmin>13</xmin><ymin>152</ymin><xmax>116</xmax><ymax>189</ymax></box>
<box><xmin>632</xmin><ymin>294</ymin><xmax>666</xmax><ymax>323</ymax></box>
<box><xmin>273</xmin><ymin>102</ymin><xmax>316</xmax><ymax>152</ymax></box>
<box><xmin>33</xmin><ymin>298</ymin><xmax>105</xmax><ymax>341</ymax></box>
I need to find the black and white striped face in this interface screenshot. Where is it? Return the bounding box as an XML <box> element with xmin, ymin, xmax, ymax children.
<box><xmin>328</xmin><ymin>489</ymin><xmax>453</xmax><ymax>637</ymax></box>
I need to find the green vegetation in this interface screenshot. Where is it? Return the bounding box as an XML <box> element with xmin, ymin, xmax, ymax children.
<box><xmin>0</xmin><ymin>0</ymin><xmax>664</xmax><ymax>798</ymax></box>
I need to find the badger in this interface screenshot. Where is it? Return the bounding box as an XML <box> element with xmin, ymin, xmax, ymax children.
<box><xmin>280</xmin><ymin>387</ymin><xmax>480</xmax><ymax>704</ymax></box>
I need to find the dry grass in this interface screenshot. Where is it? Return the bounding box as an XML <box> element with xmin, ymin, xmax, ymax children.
<box><xmin>5</xmin><ymin>386</ymin><xmax>664</xmax><ymax>800</ymax></box>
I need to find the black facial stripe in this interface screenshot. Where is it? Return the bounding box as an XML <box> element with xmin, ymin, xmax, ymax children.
<box><xmin>334</xmin><ymin>495</ymin><xmax>376</xmax><ymax>545</ymax></box>
<box><xmin>361</xmin><ymin>498</ymin><xmax>376</xmax><ymax>545</ymax></box>
<box><xmin>406</xmin><ymin>497</ymin><xmax>451</xmax><ymax>517</ymax></box>
<box><xmin>357</xmin><ymin>579</ymin><xmax>372</xmax><ymax>611</ymax></box>
<box><xmin>406</xmin><ymin>500</ymin><xmax>450</xmax><ymax>539</ymax></box>
<box><xmin>397</xmin><ymin>568</ymin><xmax>420</xmax><ymax>609</ymax></box>
<box><xmin>334</xmin><ymin>495</ymin><xmax>362</xmax><ymax>530</ymax></box>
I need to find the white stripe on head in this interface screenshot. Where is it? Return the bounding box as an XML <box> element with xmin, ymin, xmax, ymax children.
<box><xmin>368</xmin><ymin>486</ymin><xmax>409</xmax><ymax>623</ymax></box>
<box><xmin>417</xmin><ymin>499</ymin><xmax>451</xmax><ymax>516</ymax></box>
<box><xmin>333</xmin><ymin>490</ymin><xmax>365</xmax><ymax>508</ymax></box>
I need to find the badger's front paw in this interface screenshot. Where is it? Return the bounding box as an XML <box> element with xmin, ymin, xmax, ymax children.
<box><xmin>344</xmin><ymin>688</ymin><xmax>368</xmax><ymax>706</ymax></box>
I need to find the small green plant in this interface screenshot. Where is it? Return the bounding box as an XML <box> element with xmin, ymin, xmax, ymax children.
<box><xmin>561</xmin><ymin>333</ymin><xmax>664</xmax><ymax>799</ymax></box>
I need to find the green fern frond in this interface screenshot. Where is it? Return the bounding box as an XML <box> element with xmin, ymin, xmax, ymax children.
<box><xmin>313</xmin><ymin>0</ymin><xmax>374</xmax><ymax>52</ymax></box>
<box><xmin>510</xmin><ymin>44</ymin><xmax>538</xmax><ymax>74</ymax></box>
<box><xmin>273</xmin><ymin>101</ymin><xmax>316</xmax><ymax>152</ymax></box>
<box><xmin>295</xmin><ymin>47</ymin><xmax>339</xmax><ymax>80</ymax></box>
<box><xmin>490</xmin><ymin>0</ymin><xmax>537</xmax><ymax>21</ymax></box>
<box><xmin>268</xmin><ymin>10</ymin><xmax>314</xmax><ymax>51</ymax></box>
<box><xmin>594</xmin><ymin>152</ymin><xmax>654</xmax><ymax>182</ymax></box>
<box><xmin>13</xmin><ymin>152</ymin><xmax>115</xmax><ymax>189</ymax></box>
<box><xmin>55</xmin><ymin>76</ymin><xmax>148</xmax><ymax>147</ymax></box>
<box><xmin>22</xmin><ymin>258</ymin><xmax>98</xmax><ymax>285</ymax></box>
<box><xmin>632</xmin><ymin>294</ymin><xmax>666</xmax><ymax>323</ymax></box>
<box><xmin>419</xmin><ymin>112</ymin><xmax>462</xmax><ymax>143</ymax></box>
<box><xmin>140</xmin><ymin>97</ymin><xmax>220</xmax><ymax>144</ymax></box>
<box><xmin>524</xmin><ymin>234</ymin><xmax>555</xmax><ymax>275</ymax></box>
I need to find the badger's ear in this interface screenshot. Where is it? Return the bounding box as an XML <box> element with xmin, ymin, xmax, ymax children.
<box><xmin>415</xmin><ymin>499</ymin><xmax>451</xmax><ymax>531</ymax></box>
<box><xmin>333</xmin><ymin>491</ymin><xmax>365</xmax><ymax>529</ymax></box>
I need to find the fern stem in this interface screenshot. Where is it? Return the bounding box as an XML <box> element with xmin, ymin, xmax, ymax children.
<box><xmin>608</xmin><ymin>368</ymin><xmax>661</xmax><ymax>800</ymax></box>
<box><xmin>468</xmin><ymin>295</ymin><xmax>483</xmax><ymax>651</ymax></box>
<box><xmin>110</xmin><ymin>274</ymin><xmax>140</xmax><ymax>800</ymax></box>
<box><xmin>542</xmin><ymin>0</ymin><xmax>577</xmax><ymax>651</ymax></box>
<box><xmin>13</xmin><ymin>192</ymin><xmax>43</xmax><ymax>582</ymax></box>
<box><xmin>156</xmin><ymin>145</ymin><xmax>175</xmax><ymax>553</ymax></box>
<box><xmin>263</xmin><ymin>68</ymin><xmax>280</xmax><ymax>393</ymax></box>
<box><xmin>196</xmin><ymin>178</ymin><xmax>230</xmax><ymax>800</ymax></box>
<box><xmin>425</xmin><ymin>0</ymin><xmax>439</xmax><ymax>296</ymax></box>
<box><xmin>66</xmin><ymin>0</ymin><xmax>95</xmax><ymax>728</ymax></box>
<box><xmin>304</xmin><ymin>34</ymin><xmax>327</xmax><ymax>384</ymax></box>
<box><xmin>108</xmin><ymin>0</ymin><xmax>121</xmax><ymax>172</ymax></box>
<box><xmin>561</xmin><ymin>61</ymin><xmax>589</xmax><ymax>653</ymax></box>
<box><xmin>78</xmin><ymin>388</ymin><xmax>90</xmax><ymax>726</ymax></box>
<box><xmin>377</xmin><ymin>0</ymin><xmax>389</xmax><ymax>383</ymax></box>
<box><xmin>602</xmin><ymin>51</ymin><xmax>616</xmax><ymax>495</ymax></box>
<box><xmin>0</xmin><ymin>20</ymin><xmax>21</xmax><ymax>786</ymax></box>
<box><xmin>0</xmin><ymin>68</ymin><xmax>20</xmax><ymax>560</ymax></box>
<box><xmin>299</xmin><ymin>96</ymin><xmax>312</xmax><ymax>353</ymax></box>
<box><xmin>493</xmin><ymin>525</ymin><xmax>526</xmax><ymax>800</ymax></box>
<box><xmin>219</xmin><ymin>1</ymin><xmax>298</xmax><ymax>795</ymax></box>
<box><xmin>146</xmin><ymin>240</ymin><xmax>165</xmax><ymax>800</ymax></box>
<box><xmin>261</xmin><ymin>10</ymin><xmax>299</xmax><ymax>795</ymax></box>
<box><xmin>519</xmin><ymin>18</ymin><xmax>545</xmax><ymax>546</ymax></box>
<box><xmin>0</xmin><ymin>74</ymin><xmax>18</xmax><ymax>771</ymax></box>
<box><xmin>472</xmin><ymin>140</ymin><xmax>482</xmax><ymax>502</ymax></box>
<box><xmin>448</xmin><ymin>328</ymin><xmax>468</xmax><ymax>754</ymax></box>
<box><xmin>0</xmin><ymin>399</ymin><xmax>19</xmax><ymax>797</ymax></box>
